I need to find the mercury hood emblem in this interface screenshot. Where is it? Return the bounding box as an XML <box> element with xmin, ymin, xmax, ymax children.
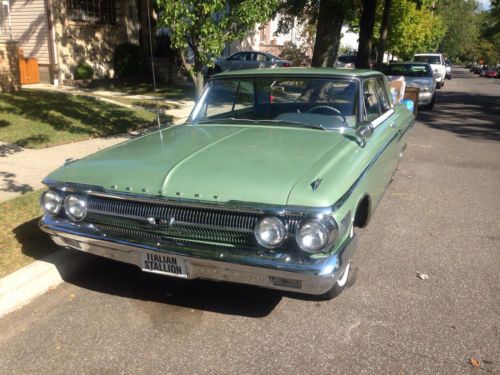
<box><xmin>147</xmin><ymin>217</ymin><xmax>175</xmax><ymax>226</ymax></box>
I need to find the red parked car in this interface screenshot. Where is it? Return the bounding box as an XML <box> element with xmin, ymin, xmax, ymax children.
<box><xmin>484</xmin><ymin>68</ymin><xmax>498</xmax><ymax>78</ymax></box>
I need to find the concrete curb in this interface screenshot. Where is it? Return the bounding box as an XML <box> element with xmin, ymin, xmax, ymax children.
<box><xmin>0</xmin><ymin>249</ymin><xmax>92</xmax><ymax>318</ymax></box>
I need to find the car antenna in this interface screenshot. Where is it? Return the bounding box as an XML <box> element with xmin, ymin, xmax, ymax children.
<box><xmin>146</xmin><ymin>0</ymin><xmax>162</xmax><ymax>130</ymax></box>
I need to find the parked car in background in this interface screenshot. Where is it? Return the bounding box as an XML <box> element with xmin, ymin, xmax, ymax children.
<box><xmin>412</xmin><ymin>53</ymin><xmax>446</xmax><ymax>88</ymax></box>
<box><xmin>484</xmin><ymin>67</ymin><xmax>498</xmax><ymax>78</ymax></box>
<box><xmin>384</xmin><ymin>62</ymin><xmax>436</xmax><ymax>110</ymax></box>
<box><xmin>334</xmin><ymin>54</ymin><xmax>357</xmax><ymax>69</ymax></box>
<box><xmin>207</xmin><ymin>51</ymin><xmax>291</xmax><ymax>75</ymax></box>
<box><xmin>39</xmin><ymin>68</ymin><xmax>414</xmax><ymax>299</ymax></box>
<box><xmin>479</xmin><ymin>66</ymin><xmax>488</xmax><ymax>77</ymax></box>
<box><xmin>445</xmin><ymin>59</ymin><xmax>452</xmax><ymax>79</ymax></box>
<box><xmin>470</xmin><ymin>64</ymin><xmax>482</xmax><ymax>74</ymax></box>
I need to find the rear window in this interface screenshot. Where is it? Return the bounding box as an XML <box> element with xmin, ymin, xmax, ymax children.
<box><xmin>384</xmin><ymin>64</ymin><xmax>432</xmax><ymax>77</ymax></box>
<box><xmin>413</xmin><ymin>55</ymin><xmax>441</xmax><ymax>64</ymax></box>
<box><xmin>337</xmin><ymin>55</ymin><xmax>357</xmax><ymax>63</ymax></box>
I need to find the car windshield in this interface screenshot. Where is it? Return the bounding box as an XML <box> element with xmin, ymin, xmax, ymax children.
<box><xmin>189</xmin><ymin>77</ymin><xmax>359</xmax><ymax>129</ymax></box>
<box><xmin>384</xmin><ymin>64</ymin><xmax>432</xmax><ymax>77</ymax></box>
<box><xmin>413</xmin><ymin>55</ymin><xmax>441</xmax><ymax>64</ymax></box>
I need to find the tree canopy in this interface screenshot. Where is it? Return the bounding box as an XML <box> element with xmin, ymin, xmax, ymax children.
<box><xmin>156</xmin><ymin>0</ymin><xmax>279</xmax><ymax>95</ymax></box>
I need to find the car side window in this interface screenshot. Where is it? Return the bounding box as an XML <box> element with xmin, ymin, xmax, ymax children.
<box><xmin>229</xmin><ymin>53</ymin><xmax>246</xmax><ymax>61</ymax></box>
<box><xmin>256</xmin><ymin>53</ymin><xmax>268</xmax><ymax>62</ymax></box>
<box><xmin>363</xmin><ymin>79</ymin><xmax>381</xmax><ymax>122</ymax></box>
<box><xmin>375</xmin><ymin>78</ymin><xmax>391</xmax><ymax>113</ymax></box>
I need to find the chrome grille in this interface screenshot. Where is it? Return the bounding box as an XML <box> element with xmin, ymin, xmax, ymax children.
<box><xmin>83</xmin><ymin>195</ymin><xmax>300</xmax><ymax>247</ymax></box>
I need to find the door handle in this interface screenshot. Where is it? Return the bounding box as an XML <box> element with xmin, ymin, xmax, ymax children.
<box><xmin>390</xmin><ymin>122</ymin><xmax>397</xmax><ymax>129</ymax></box>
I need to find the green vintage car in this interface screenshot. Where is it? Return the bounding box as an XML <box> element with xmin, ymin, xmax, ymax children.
<box><xmin>39</xmin><ymin>68</ymin><xmax>414</xmax><ymax>298</ymax></box>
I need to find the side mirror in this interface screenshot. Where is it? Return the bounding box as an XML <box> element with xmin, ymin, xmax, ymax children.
<box><xmin>357</xmin><ymin>122</ymin><xmax>374</xmax><ymax>147</ymax></box>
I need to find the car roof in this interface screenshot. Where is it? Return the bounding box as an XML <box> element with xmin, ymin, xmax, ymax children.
<box><xmin>413</xmin><ymin>53</ymin><xmax>442</xmax><ymax>56</ymax></box>
<box><xmin>215</xmin><ymin>67</ymin><xmax>380</xmax><ymax>78</ymax></box>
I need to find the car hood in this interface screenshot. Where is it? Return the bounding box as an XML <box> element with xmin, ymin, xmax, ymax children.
<box><xmin>47</xmin><ymin>125</ymin><xmax>351</xmax><ymax>206</ymax></box>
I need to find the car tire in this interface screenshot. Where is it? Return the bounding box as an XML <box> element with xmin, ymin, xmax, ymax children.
<box><xmin>422</xmin><ymin>94</ymin><xmax>435</xmax><ymax>110</ymax></box>
<box><xmin>436</xmin><ymin>82</ymin><xmax>442</xmax><ymax>89</ymax></box>
<box><xmin>319</xmin><ymin>261</ymin><xmax>353</xmax><ymax>300</ymax></box>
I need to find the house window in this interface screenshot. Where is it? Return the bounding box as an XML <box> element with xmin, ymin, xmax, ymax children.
<box><xmin>66</xmin><ymin>0</ymin><xmax>116</xmax><ymax>24</ymax></box>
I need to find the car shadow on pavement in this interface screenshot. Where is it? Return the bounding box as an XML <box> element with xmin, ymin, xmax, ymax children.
<box><xmin>63</xmin><ymin>254</ymin><xmax>284</xmax><ymax>318</ymax></box>
<box><xmin>418</xmin><ymin>91</ymin><xmax>500</xmax><ymax>142</ymax></box>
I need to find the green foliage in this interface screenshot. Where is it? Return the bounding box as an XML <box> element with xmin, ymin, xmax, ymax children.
<box><xmin>74</xmin><ymin>62</ymin><xmax>94</xmax><ymax>80</ymax></box>
<box><xmin>280</xmin><ymin>41</ymin><xmax>307</xmax><ymax>65</ymax></box>
<box><xmin>436</xmin><ymin>0</ymin><xmax>481</xmax><ymax>59</ymax></box>
<box><xmin>156</xmin><ymin>0</ymin><xmax>279</xmax><ymax>94</ymax></box>
<box><xmin>113</xmin><ymin>43</ymin><xmax>145</xmax><ymax>78</ymax></box>
<box><xmin>478</xmin><ymin>0</ymin><xmax>500</xmax><ymax>64</ymax></box>
<box><xmin>387</xmin><ymin>0</ymin><xmax>446</xmax><ymax>60</ymax></box>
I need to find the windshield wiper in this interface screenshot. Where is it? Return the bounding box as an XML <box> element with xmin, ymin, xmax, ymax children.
<box><xmin>253</xmin><ymin>119</ymin><xmax>327</xmax><ymax>131</ymax></box>
<box><xmin>193</xmin><ymin>118</ymin><xmax>326</xmax><ymax>131</ymax></box>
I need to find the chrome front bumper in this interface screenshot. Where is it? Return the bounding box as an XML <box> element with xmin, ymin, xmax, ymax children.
<box><xmin>40</xmin><ymin>216</ymin><xmax>357</xmax><ymax>295</ymax></box>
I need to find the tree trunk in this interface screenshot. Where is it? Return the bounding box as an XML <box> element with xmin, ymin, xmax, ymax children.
<box><xmin>356</xmin><ymin>0</ymin><xmax>379</xmax><ymax>69</ymax></box>
<box><xmin>195</xmin><ymin>72</ymin><xmax>204</xmax><ymax>98</ymax></box>
<box><xmin>311</xmin><ymin>0</ymin><xmax>346</xmax><ymax>67</ymax></box>
<box><xmin>376</xmin><ymin>0</ymin><xmax>392</xmax><ymax>70</ymax></box>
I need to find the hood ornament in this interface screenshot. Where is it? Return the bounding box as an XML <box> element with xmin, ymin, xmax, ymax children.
<box><xmin>310</xmin><ymin>178</ymin><xmax>323</xmax><ymax>191</ymax></box>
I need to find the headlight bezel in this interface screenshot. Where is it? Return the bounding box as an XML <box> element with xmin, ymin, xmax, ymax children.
<box><xmin>64</xmin><ymin>194</ymin><xmax>88</xmax><ymax>222</ymax></box>
<box><xmin>254</xmin><ymin>216</ymin><xmax>287</xmax><ymax>249</ymax></box>
<box><xmin>296</xmin><ymin>216</ymin><xmax>338</xmax><ymax>253</ymax></box>
<box><xmin>41</xmin><ymin>190</ymin><xmax>63</xmax><ymax>216</ymax></box>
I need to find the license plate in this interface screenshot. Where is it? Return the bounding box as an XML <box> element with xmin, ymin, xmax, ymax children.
<box><xmin>141</xmin><ymin>252</ymin><xmax>188</xmax><ymax>278</ymax></box>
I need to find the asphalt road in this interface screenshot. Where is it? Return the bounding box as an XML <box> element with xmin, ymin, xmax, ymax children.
<box><xmin>0</xmin><ymin>67</ymin><xmax>499</xmax><ymax>375</ymax></box>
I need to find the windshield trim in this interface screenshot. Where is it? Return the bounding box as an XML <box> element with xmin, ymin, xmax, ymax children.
<box><xmin>187</xmin><ymin>75</ymin><xmax>364</xmax><ymax>127</ymax></box>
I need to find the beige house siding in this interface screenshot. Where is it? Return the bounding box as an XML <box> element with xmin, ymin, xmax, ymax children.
<box><xmin>52</xmin><ymin>0</ymin><xmax>141</xmax><ymax>82</ymax></box>
<box><xmin>0</xmin><ymin>0</ymin><xmax>51</xmax><ymax>64</ymax></box>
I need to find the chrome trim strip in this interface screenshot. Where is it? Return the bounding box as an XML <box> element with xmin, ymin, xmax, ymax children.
<box><xmin>331</xmin><ymin>130</ymin><xmax>399</xmax><ymax>211</ymax></box>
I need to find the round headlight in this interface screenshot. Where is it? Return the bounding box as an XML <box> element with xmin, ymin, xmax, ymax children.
<box><xmin>297</xmin><ymin>220</ymin><xmax>331</xmax><ymax>253</ymax></box>
<box><xmin>255</xmin><ymin>216</ymin><xmax>286</xmax><ymax>248</ymax></box>
<box><xmin>41</xmin><ymin>190</ymin><xmax>62</xmax><ymax>215</ymax></box>
<box><xmin>64</xmin><ymin>195</ymin><xmax>87</xmax><ymax>221</ymax></box>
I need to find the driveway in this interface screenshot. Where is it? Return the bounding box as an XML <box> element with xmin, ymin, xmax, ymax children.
<box><xmin>0</xmin><ymin>68</ymin><xmax>498</xmax><ymax>374</ymax></box>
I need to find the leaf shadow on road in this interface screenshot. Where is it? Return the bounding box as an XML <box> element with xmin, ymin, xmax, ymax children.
<box><xmin>61</xmin><ymin>254</ymin><xmax>284</xmax><ymax>318</ymax></box>
<box><xmin>417</xmin><ymin>90</ymin><xmax>500</xmax><ymax>142</ymax></box>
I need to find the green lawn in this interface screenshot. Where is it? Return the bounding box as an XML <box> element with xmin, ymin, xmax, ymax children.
<box><xmin>0</xmin><ymin>89</ymin><xmax>172</xmax><ymax>149</ymax></box>
<box><xmin>0</xmin><ymin>190</ymin><xmax>58</xmax><ymax>278</ymax></box>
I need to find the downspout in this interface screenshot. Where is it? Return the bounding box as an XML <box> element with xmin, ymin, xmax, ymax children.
<box><xmin>45</xmin><ymin>0</ymin><xmax>59</xmax><ymax>86</ymax></box>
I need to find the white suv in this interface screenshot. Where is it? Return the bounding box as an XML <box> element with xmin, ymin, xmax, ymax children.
<box><xmin>412</xmin><ymin>53</ymin><xmax>446</xmax><ymax>89</ymax></box>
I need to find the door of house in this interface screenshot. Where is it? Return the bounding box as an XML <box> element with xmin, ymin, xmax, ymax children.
<box><xmin>19</xmin><ymin>50</ymin><xmax>40</xmax><ymax>85</ymax></box>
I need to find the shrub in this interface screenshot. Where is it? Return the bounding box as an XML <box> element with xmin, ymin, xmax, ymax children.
<box><xmin>280</xmin><ymin>41</ymin><xmax>307</xmax><ymax>66</ymax></box>
<box><xmin>113</xmin><ymin>43</ymin><xmax>144</xmax><ymax>77</ymax></box>
<box><xmin>74</xmin><ymin>62</ymin><xmax>94</xmax><ymax>80</ymax></box>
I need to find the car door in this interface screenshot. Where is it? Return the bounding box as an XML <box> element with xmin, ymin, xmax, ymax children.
<box><xmin>359</xmin><ymin>77</ymin><xmax>400</xmax><ymax>206</ymax></box>
<box><xmin>255</xmin><ymin>53</ymin><xmax>270</xmax><ymax>68</ymax></box>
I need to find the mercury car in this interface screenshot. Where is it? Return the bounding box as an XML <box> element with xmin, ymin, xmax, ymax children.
<box><xmin>384</xmin><ymin>62</ymin><xmax>436</xmax><ymax>110</ymax></box>
<box><xmin>39</xmin><ymin>68</ymin><xmax>414</xmax><ymax>299</ymax></box>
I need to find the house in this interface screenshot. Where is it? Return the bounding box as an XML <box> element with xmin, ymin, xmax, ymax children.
<box><xmin>0</xmin><ymin>0</ymin><xmax>148</xmax><ymax>85</ymax></box>
<box><xmin>226</xmin><ymin>15</ymin><xmax>313</xmax><ymax>61</ymax></box>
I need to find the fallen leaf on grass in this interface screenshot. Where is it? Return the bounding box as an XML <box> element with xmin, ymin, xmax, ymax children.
<box><xmin>417</xmin><ymin>273</ymin><xmax>429</xmax><ymax>280</ymax></box>
<box><xmin>469</xmin><ymin>357</ymin><xmax>481</xmax><ymax>367</ymax></box>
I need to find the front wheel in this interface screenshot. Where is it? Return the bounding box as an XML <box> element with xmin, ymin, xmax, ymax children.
<box><xmin>320</xmin><ymin>262</ymin><xmax>352</xmax><ymax>300</ymax></box>
<box><xmin>436</xmin><ymin>81</ymin><xmax>442</xmax><ymax>89</ymax></box>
